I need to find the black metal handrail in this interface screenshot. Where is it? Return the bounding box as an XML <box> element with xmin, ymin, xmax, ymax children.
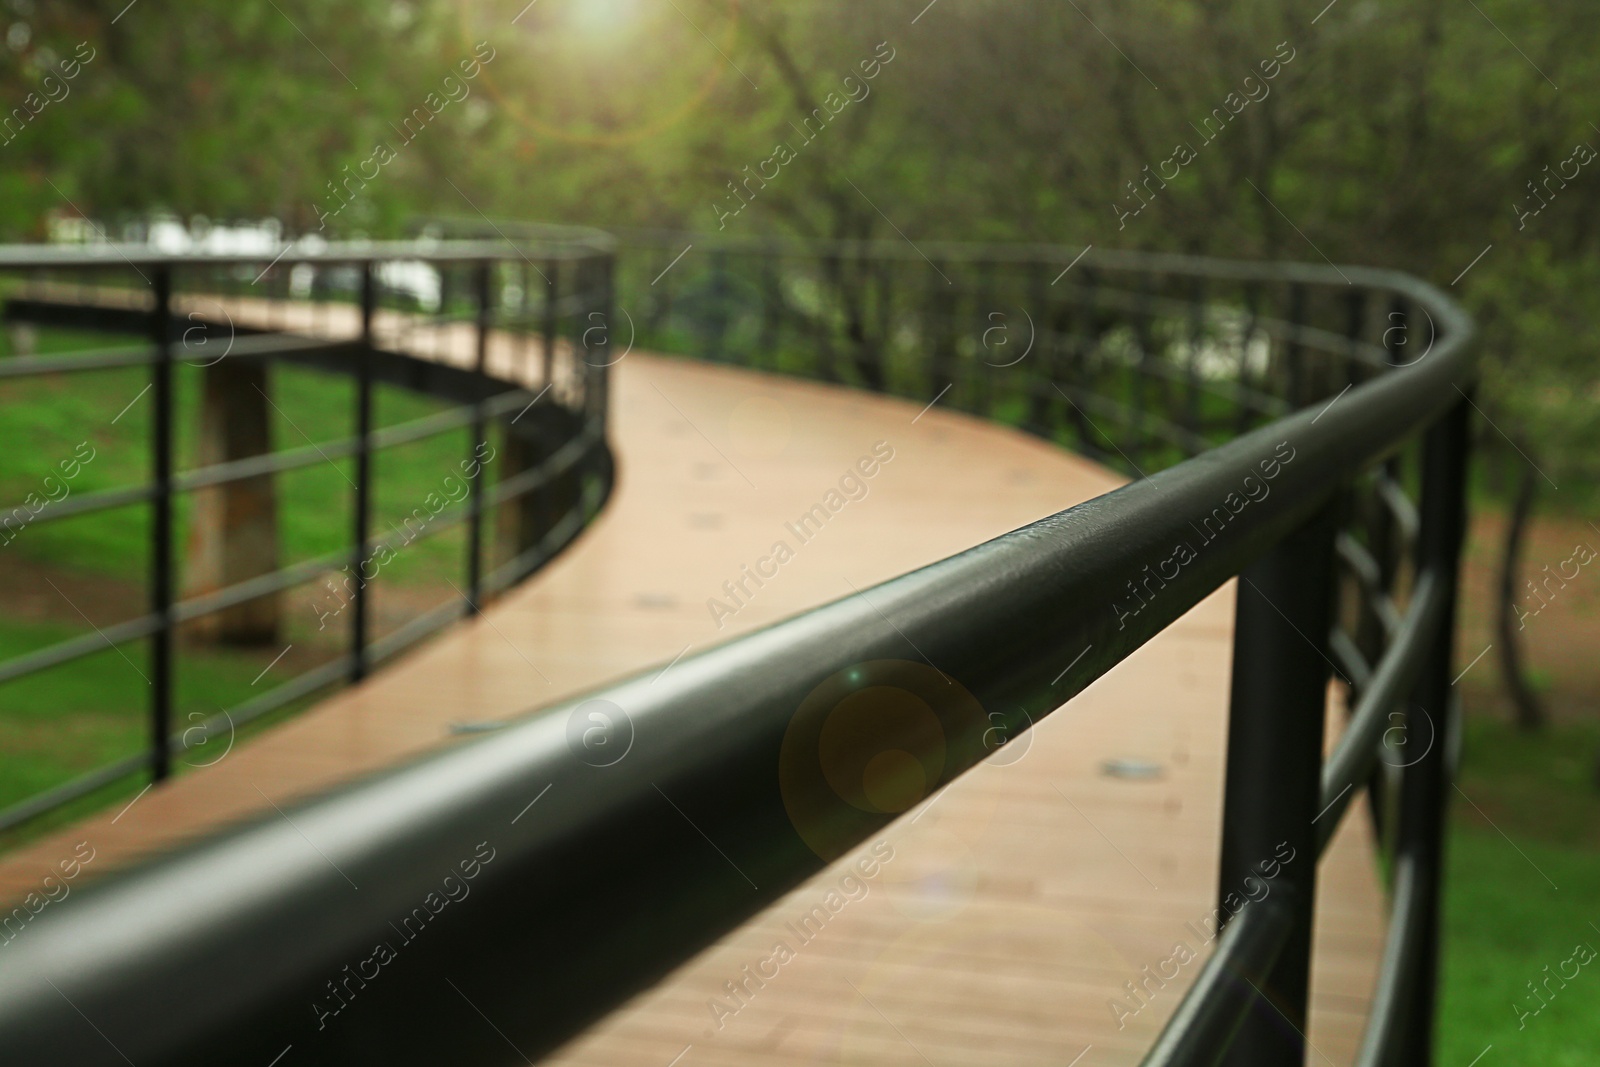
<box><xmin>0</xmin><ymin>237</ymin><xmax>616</xmax><ymax>834</ymax></box>
<box><xmin>0</xmin><ymin>234</ymin><xmax>1474</xmax><ymax>1067</ymax></box>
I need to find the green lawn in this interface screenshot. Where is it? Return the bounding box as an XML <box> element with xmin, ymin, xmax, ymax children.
<box><xmin>1439</xmin><ymin>828</ymin><xmax>1600</xmax><ymax>1065</ymax></box>
<box><xmin>0</xmin><ymin>322</ymin><xmax>503</xmax><ymax>851</ymax></box>
<box><xmin>1437</xmin><ymin>716</ymin><xmax>1600</xmax><ymax>1062</ymax></box>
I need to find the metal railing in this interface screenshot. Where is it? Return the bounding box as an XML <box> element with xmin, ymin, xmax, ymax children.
<box><xmin>0</xmin><ymin>232</ymin><xmax>1474</xmax><ymax>1067</ymax></box>
<box><xmin>0</xmin><ymin>236</ymin><xmax>616</xmax><ymax>835</ymax></box>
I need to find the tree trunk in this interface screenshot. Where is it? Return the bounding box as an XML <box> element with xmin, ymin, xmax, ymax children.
<box><xmin>1496</xmin><ymin>460</ymin><xmax>1545</xmax><ymax>731</ymax></box>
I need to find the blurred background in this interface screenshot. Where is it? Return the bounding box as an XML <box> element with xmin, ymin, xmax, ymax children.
<box><xmin>1</xmin><ymin>0</ymin><xmax>1596</xmax><ymax>1059</ymax></box>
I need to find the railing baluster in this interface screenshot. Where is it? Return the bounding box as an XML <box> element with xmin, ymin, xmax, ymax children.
<box><xmin>1027</xmin><ymin>262</ymin><xmax>1051</xmax><ymax>436</ymax></box>
<box><xmin>1286</xmin><ymin>283</ymin><xmax>1308</xmax><ymax>407</ymax></box>
<box><xmin>467</xmin><ymin>259</ymin><xmax>491</xmax><ymax>615</ymax></box>
<box><xmin>871</xmin><ymin>261</ymin><xmax>893</xmax><ymax>393</ymax></box>
<box><xmin>521</xmin><ymin>260</ymin><xmax>534</xmax><ymax>381</ymax></box>
<box><xmin>927</xmin><ymin>258</ymin><xmax>951</xmax><ymax>400</ymax></box>
<box><xmin>1393</xmin><ymin>392</ymin><xmax>1471</xmax><ymax>1064</ymax></box>
<box><xmin>707</xmin><ymin>250</ymin><xmax>729</xmax><ymax>364</ymax></box>
<box><xmin>591</xmin><ymin>254</ymin><xmax>613</xmax><ymax>427</ymax></box>
<box><xmin>542</xmin><ymin>259</ymin><xmax>558</xmax><ymax>391</ymax></box>
<box><xmin>757</xmin><ymin>252</ymin><xmax>781</xmax><ymax>371</ymax></box>
<box><xmin>1345</xmin><ymin>289</ymin><xmax>1368</xmax><ymax>388</ymax></box>
<box><xmin>1186</xmin><ymin>276</ymin><xmax>1205</xmax><ymax>446</ymax></box>
<box><xmin>1386</xmin><ymin>295</ymin><xmax>1408</xmax><ymax>367</ymax></box>
<box><xmin>1131</xmin><ymin>274</ymin><xmax>1155</xmax><ymax>471</ymax></box>
<box><xmin>351</xmin><ymin>261</ymin><xmax>375</xmax><ymax>682</ymax></box>
<box><xmin>973</xmin><ymin>259</ymin><xmax>995</xmax><ymax>415</ymax></box>
<box><xmin>1218</xmin><ymin>501</ymin><xmax>1339</xmax><ymax>1066</ymax></box>
<box><xmin>149</xmin><ymin>264</ymin><xmax>175</xmax><ymax>783</ymax></box>
<box><xmin>1068</xmin><ymin>267</ymin><xmax>1099</xmax><ymax>458</ymax></box>
<box><xmin>1235</xmin><ymin>282</ymin><xmax>1261</xmax><ymax>438</ymax></box>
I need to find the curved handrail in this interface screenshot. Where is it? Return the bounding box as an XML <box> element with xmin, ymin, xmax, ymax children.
<box><xmin>0</xmin><ymin>236</ymin><xmax>613</xmax><ymax>269</ymax></box>
<box><xmin>0</xmin><ymin>234</ymin><xmax>1475</xmax><ymax>1066</ymax></box>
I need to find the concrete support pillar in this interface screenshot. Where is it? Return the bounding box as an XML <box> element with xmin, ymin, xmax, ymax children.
<box><xmin>185</xmin><ymin>359</ymin><xmax>280</xmax><ymax>645</ymax></box>
<box><xmin>495</xmin><ymin>423</ymin><xmax>581</xmax><ymax>578</ymax></box>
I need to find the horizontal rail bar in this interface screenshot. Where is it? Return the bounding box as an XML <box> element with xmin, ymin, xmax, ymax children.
<box><xmin>1377</xmin><ymin>475</ymin><xmax>1421</xmax><ymax>547</ymax></box>
<box><xmin>1329</xmin><ymin>627</ymin><xmax>1376</xmax><ymax>692</ymax></box>
<box><xmin>481</xmin><ymin>424</ymin><xmax>600</xmax><ymax>511</ymax></box>
<box><xmin>170</xmin><ymin>549</ymin><xmax>350</xmax><ymax>627</ymax></box>
<box><xmin>2</xmin><ymin>482</ymin><xmax>159</xmax><ymax>528</ymax></box>
<box><xmin>1007</xmin><ymin>325</ymin><xmax>1292</xmax><ymax>419</ymax></box>
<box><xmin>1354</xmin><ymin>852</ymin><xmax>1425</xmax><ymax>1066</ymax></box>
<box><xmin>171</xmin><ymin>438</ymin><xmax>360</xmax><ymax>493</ymax></box>
<box><xmin>0</xmin><ymin>239</ymin><xmax>614</xmax><ymax>270</ymax></box>
<box><xmin>0</xmin><ymin>613</ymin><xmax>163</xmax><ymax>687</ymax></box>
<box><xmin>1139</xmin><ymin>895</ymin><xmax>1298</xmax><ymax>1067</ymax></box>
<box><xmin>0</xmin><ymin>653</ymin><xmax>355</xmax><ymax>837</ymax></box>
<box><xmin>365</xmin><ymin>596</ymin><xmax>469</xmax><ymax>665</ymax></box>
<box><xmin>614</xmin><ymin>229</ymin><xmax>1470</xmax><ymax>295</ymax></box>
<box><xmin>2</xmin><ymin>388</ymin><xmax>539</xmax><ymax>530</ymax></box>
<box><xmin>406</xmin><ymin>290</ymin><xmax>603</xmax><ymax>331</ymax></box>
<box><xmin>0</xmin><ymin>343</ymin><xmax>155</xmax><ymax>378</ymax></box>
<box><xmin>1042</xmin><ymin>283</ymin><xmax>1398</xmax><ymax>370</ymax></box>
<box><xmin>0</xmin><ymin>549</ymin><xmax>353</xmax><ymax>692</ymax></box>
<box><xmin>1336</xmin><ymin>532</ymin><xmax>1404</xmax><ymax>638</ymax></box>
<box><xmin>1316</xmin><ymin>569</ymin><xmax>1446</xmax><ymax>851</ymax></box>
<box><xmin>0</xmin><ymin>748</ymin><xmax>155</xmax><ymax>837</ymax></box>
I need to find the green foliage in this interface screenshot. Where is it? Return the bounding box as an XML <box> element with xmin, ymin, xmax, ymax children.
<box><xmin>1440</xmin><ymin>828</ymin><xmax>1600</xmax><ymax>1063</ymax></box>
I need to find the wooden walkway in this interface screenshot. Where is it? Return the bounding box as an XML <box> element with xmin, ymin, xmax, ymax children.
<box><xmin>0</xmin><ymin>320</ymin><xmax>1386</xmax><ymax>1064</ymax></box>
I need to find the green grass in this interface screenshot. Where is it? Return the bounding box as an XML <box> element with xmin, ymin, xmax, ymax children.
<box><xmin>1435</xmin><ymin>716</ymin><xmax>1600</xmax><ymax>1060</ymax></box>
<box><xmin>1439</xmin><ymin>829</ymin><xmax>1600</xmax><ymax>1063</ymax></box>
<box><xmin>0</xmin><ymin>324</ymin><xmax>517</xmax><ymax>849</ymax></box>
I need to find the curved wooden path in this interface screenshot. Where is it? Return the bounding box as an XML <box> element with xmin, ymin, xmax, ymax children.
<box><xmin>0</xmin><ymin>327</ymin><xmax>1386</xmax><ymax>1065</ymax></box>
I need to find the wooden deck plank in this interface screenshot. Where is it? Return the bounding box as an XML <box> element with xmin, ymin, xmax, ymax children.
<box><xmin>0</xmin><ymin>311</ymin><xmax>1386</xmax><ymax>1064</ymax></box>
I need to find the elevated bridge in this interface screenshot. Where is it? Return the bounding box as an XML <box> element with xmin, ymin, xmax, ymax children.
<box><xmin>0</xmin><ymin>234</ymin><xmax>1474</xmax><ymax>1066</ymax></box>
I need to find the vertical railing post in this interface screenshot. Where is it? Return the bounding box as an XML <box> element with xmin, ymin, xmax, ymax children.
<box><xmin>1026</xmin><ymin>262</ymin><xmax>1052</xmax><ymax>436</ymax></box>
<box><xmin>589</xmin><ymin>254</ymin><xmax>613</xmax><ymax>429</ymax></box>
<box><xmin>1235</xmin><ymin>282</ymin><xmax>1263</xmax><ymax>438</ymax></box>
<box><xmin>351</xmin><ymin>261</ymin><xmax>375</xmax><ymax>683</ymax></box>
<box><xmin>1185</xmin><ymin>276</ymin><xmax>1205</xmax><ymax>445</ymax></box>
<box><xmin>1068</xmin><ymin>267</ymin><xmax>1099</xmax><ymax>457</ymax></box>
<box><xmin>1385</xmin><ymin>295</ymin><xmax>1409</xmax><ymax>367</ymax></box>
<box><xmin>1131</xmin><ymin>275</ymin><xmax>1156</xmax><ymax>471</ymax></box>
<box><xmin>149</xmin><ymin>264</ymin><xmax>175</xmax><ymax>783</ymax></box>
<box><xmin>972</xmin><ymin>259</ymin><xmax>995</xmax><ymax>415</ymax></box>
<box><xmin>1395</xmin><ymin>392</ymin><xmax>1471</xmax><ymax>1064</ymax></box>
<box><xmin>868</xmin><ymin>261</ymin><xmax>892</xmax><ymax>393</ymax></box>
<box><xmin>757</xmin><ymin>252</ymin><xmax>782</xmax><ymax>371</ymax></box>
<box><xmin>542</xmin><ymin>260</ymin><xmax>559</xmax><ymax>391</ymax></box>
<box><xmin>1344</xmin><ymin>289</ymin><xmax>1368</xmax><ymax>388</ymax></box>
<box><xmin>926</xmin><ymin>258</ymin><xmax>950</xmax><ymax>400</ymax></box>
<box><xmin>706</xmin><ymin>250</ymin><xmax>730</xmax><ymax>364</ymax></box>
<box><xmin>466</xmin><ymin>259</ymin><xmax>492</xmax><ymax>615</ymax></box>
<box><xmin>520</xmin><ymin>260</ymin><xmax>534</xmax><ymax>381</ymax></box>
<box><xmin>1285</xmin><ymin>283</ymin><xmax>1308</xmax><ymax>407</ymax></box>
<box><xmin>1218</xmin><ymin>499</ymin><xmax>1339</xmax><ymax>1066</ymax></box>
